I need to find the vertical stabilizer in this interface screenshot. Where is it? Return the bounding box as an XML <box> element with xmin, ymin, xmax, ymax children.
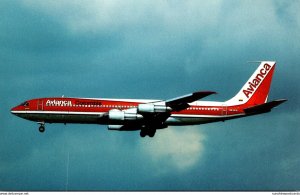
<box><xmin>226</xmin><ymin>61</ymin><xmax>276</xmax><ymax>106</ymax></box>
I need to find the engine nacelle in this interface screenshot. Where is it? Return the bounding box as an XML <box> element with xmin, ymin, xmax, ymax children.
<box><xmin>108</xmin><ymin>109</ymin><xmax>143</xmax><ymax>121</ymax></box>
<box><xmin>138</xmin><ymin>104</ymin><xmax>171</xmax><ymax>113</ymax></box>
<box><xmin>108</xmin><ymin>125</ymin><xmax>124</xmax><ymax>130</ymax></box>
<box><xmin>108</xmin><ymin>125</ymin><xmax>140</xmax><ymax>131</ymax></box>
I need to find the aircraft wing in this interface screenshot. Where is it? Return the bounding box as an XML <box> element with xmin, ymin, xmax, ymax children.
<box><xmin>165</xmin><ymin>91</ymin><xmax>217</xmax><ymax>111</ymax></box>
<box><xmin>244</xmin><ymin>99</ymin><xmax>287</xmax><ymax>114</ymax></box>
<box><xmin>103</xmin><ymin>91</ymin><xmax>217</xmax><ymax>130</ymax></box>
<box><xmin>140</xmin><ymin>91</ymin><xmax>217</xmax><ymax>127</ymax></box>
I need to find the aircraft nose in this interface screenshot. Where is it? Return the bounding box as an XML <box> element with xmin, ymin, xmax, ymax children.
<box><xmin>11</xmin><ymin>101</ymin><xmax>30</xmax><ymax>117</ymax></box>
<box><xmin>10</xmin><ymin>106</ymin><xmax>18</xmax><ymax>115</ymax></box>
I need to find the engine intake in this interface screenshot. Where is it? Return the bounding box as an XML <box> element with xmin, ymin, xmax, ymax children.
<box><xmin>138</xmin><ymin>104</ymin><xmax>171</xmax><ymax>113</ymax></box>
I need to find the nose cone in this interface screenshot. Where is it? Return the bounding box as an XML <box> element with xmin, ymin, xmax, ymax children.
<box><xmin>11</xmin><ymin>101</ymin><xmax>29</xmax><ymax>116</ymax></box>
<box><xmin>11</xmin><ymin>105</ymin><xmax>21</xmax><ymax>115</ymax></box>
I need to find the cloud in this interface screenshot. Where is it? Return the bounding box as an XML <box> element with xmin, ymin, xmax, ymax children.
<box><xmin>22</xmin><ymin>0</ymin><xmax>222</xmax><ymax>34</ymax></box>
<box><xmin>139</xmin><ymin>127</ymin><xmax>205</xmax><ymax>173</ymax></box>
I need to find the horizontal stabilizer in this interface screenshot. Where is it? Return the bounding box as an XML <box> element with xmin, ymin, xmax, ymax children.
<box><xmin>166</xmin><ymin>91</ymin><xmax>216</xmax><ymax>111</ymax></box>
<box><xmin>244</xmin><ymin>99</ymin><xmax>287</xmax><ymax>114</ymax></box>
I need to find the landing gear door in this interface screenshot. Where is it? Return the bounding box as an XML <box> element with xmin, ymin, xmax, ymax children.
<box><xmin>37</xmin><ymin>99</ymin><xmax>43</xmax><ymax>111</ymax></box>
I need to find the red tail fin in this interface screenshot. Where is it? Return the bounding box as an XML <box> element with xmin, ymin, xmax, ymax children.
<box><xmin>226</xmin><ymin>61</ymin><xmax>276</xmax><ymax>106</ymax></box>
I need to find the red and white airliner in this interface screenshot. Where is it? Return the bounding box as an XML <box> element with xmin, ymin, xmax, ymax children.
<box><xmin>11</xmin><ymin>61</ymin><xmax>286</xmax><ymax>137</ymax></box>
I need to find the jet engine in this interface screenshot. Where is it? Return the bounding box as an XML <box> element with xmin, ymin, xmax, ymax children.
<box><xmin>108</xmin><ymin>109</ymin><xmax>143</xmax><ymax>121</ymax></box>
<box><xmin>138</xmin><ymin>104</ymin><xmax>171</xmax><ymax>113</ymax></box>
<box><xmin>108</xmin><ymin>125</ymin><xmax>140</xmax><ymax>131</ymax></box>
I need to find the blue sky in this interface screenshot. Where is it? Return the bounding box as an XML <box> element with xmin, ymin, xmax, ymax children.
<box><xmin>1</xmin><ymin>0</ymin><xmax>300</xmax><ymax>191</ymax></box>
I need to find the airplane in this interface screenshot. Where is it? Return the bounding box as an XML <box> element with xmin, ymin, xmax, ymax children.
<box><xmin>11</xmin><ymin>61</ymin><xmax>286</xmax><ymax>137</ymax></box>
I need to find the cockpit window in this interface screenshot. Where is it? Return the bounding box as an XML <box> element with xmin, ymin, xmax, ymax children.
<box><xmin>20</xmin><ymin>101</ymin><xmax>29</xmax><ymax>107</ymax></box>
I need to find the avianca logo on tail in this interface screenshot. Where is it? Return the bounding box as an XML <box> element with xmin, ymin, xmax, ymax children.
<box><xmin>243</xmin><ymin>63</ymin><xmax>272</xmax><ymax>98</ymax></box>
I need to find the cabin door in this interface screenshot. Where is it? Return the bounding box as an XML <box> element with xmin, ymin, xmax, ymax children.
<box><xmin>37</xmin><ymin>99</ymin><xmax>43</xmax><ymax>111</ymax></box>
<box><xmin>222</xmin><ymin>104</ymin><xmax>227</xmax><ymax>116</ymax></box>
